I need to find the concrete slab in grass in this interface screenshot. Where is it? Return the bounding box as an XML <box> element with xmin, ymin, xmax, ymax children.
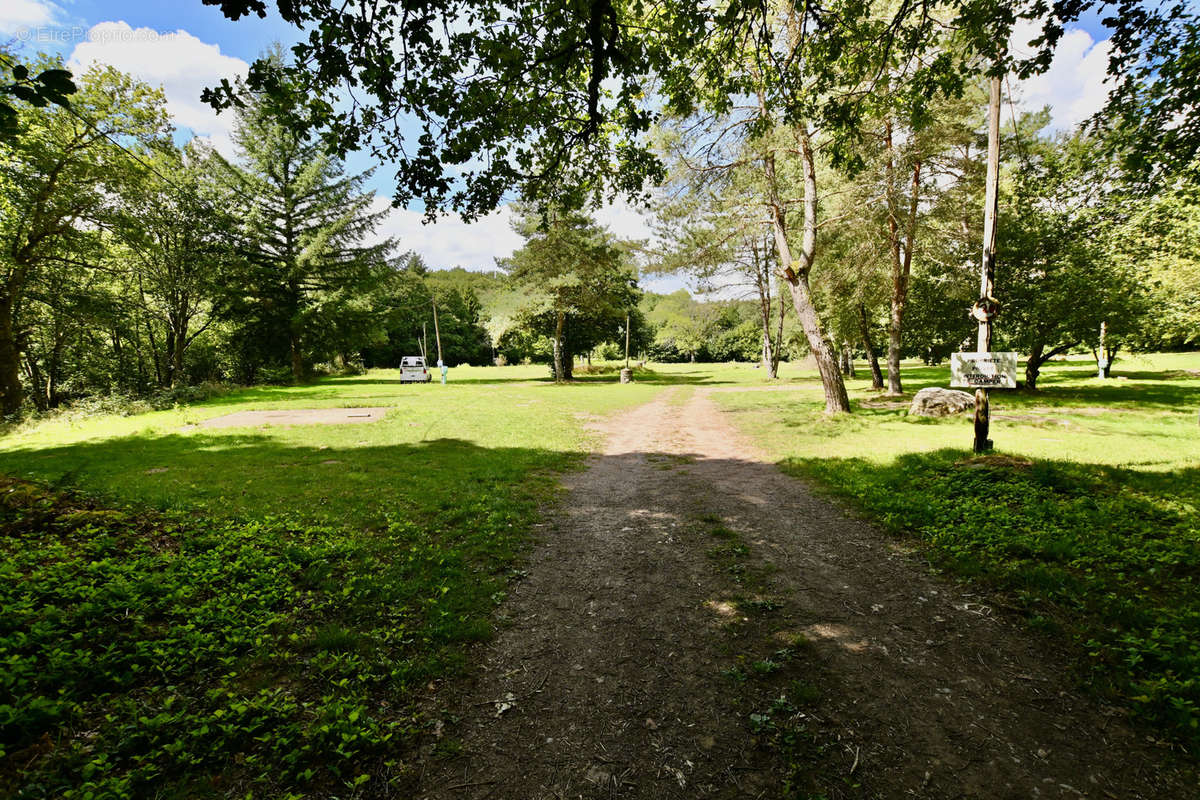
<box><xmin>191</xmin><ymin>407</ymin><xmax>391</xmax><ymax>429</ymax></box>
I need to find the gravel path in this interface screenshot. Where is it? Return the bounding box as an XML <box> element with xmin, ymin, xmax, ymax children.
<box><xmin>416</xmin><ymin>389</ymin><xmax>1194</xmax><ymax>799</ymax></box>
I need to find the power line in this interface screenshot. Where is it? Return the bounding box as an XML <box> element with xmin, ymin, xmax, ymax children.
<box><xmin>1004</xmin><ymin>74</ymin><xmax>1033</xmax><ymax>171</ymax></box>
<box><xmin>0</xmin><ymin>51</ymin><xmax>400</xmax><ymax>253</ymax></box>
<box><xmin>1</xmin><ymin>57</ymin><xmax>418</xmax><ymax>285</ymax></box>
<box><xmin>0</xmin><ymin>52</ymin><xmax>204</xmax><ymax>204</ymax></box>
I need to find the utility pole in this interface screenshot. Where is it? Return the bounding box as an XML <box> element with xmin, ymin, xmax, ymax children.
<box><xmin>420</xmin><ymin>322</ymin><xmax>427</xmax><ymax>361</ymax></box>
<box><xmin>624</xmin><ymin>311</ymin><xmax>631</xmax><ymax>370</ymax></box>
<box><xmin>973</xmin><ymin>74</ymin><xmax>1002</xmax><ymax>454</ymax></box>
<box><xmin>431</xmin><ymin>297</ymin><xmax>443</xmax><ymax>364</ymax></box>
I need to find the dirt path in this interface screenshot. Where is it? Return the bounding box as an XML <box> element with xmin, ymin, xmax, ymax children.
<box><xmin>415</xmin><ymin>389</ymin><xmax>1194</xmax><ymax>799</ymax></box>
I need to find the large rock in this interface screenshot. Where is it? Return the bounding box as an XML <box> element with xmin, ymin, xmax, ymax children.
<box><xmin>908</xmin><ymin>387</ymin><xmax>975</xmax><ymax>417</ymax></box>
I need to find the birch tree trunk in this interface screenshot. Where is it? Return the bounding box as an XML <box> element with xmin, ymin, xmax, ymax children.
<box><xmin>773</xmin><ymin>285</ymin><xmax>785</xmax><ymax>377</ymax></box>
<box><xmin>755</xmin><ymin>244</ymin><xmax>777</xmax><ymax>379</ymax></box>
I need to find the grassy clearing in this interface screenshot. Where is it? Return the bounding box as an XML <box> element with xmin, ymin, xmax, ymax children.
<box><xmin>0</xmin><ymin>369</ymin><xmax>662</xmax><ymax>798</ymax></box>
<box><xmin>7</xmin><ymin>353</ymin><xmax>1196</xmax><ymax>793</ymax></box>
<box><xmin>0</xmin><ymin>367</ymin><xmax>660</xmax><ymax>527</ymax></box>
<box><xmin>711</xmin><ymin>352</ymin><xmax>1200</xmax><ymax>746</ymax></box>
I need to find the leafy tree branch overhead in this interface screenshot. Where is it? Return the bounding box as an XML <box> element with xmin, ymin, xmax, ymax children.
<box><xmin>0</xmin><ymin>51</ymin><xmax>76</xmax><ymax>141</ymax></box>
<box><xmin>195</xmin><ymin>0</ymin><xmax>1200</xmax><ymax>216</ymax></box>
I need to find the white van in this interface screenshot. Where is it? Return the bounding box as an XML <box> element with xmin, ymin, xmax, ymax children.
<box><xmin>399</xmin><ymin>356</ymin><xmax>432</xmax><ymax>383</ymax></box>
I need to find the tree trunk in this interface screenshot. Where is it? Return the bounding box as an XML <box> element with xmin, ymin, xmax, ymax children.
<box><xmin>46</xmin><ymin>332</ymin><xmax>65</xmax><ymax>408</ymax></box>
<box><xmin>1025</xmin><ymin>341</ymin><xmax>1074</xmax><ymax>390</ymax></box>
<box><xmin>143</xmin><ymin>312</ymin><xmax>164</xmax><ymax>387</ymax></box>
<box><xmin>552</xmin><ymin>310</ymin><xmax>566</xmax><ymax>383</ymax></box>
<box><xmin>167</xmin><ymin>309</ymin><xmax>190</xmax><ymax>388</ymax></box>
<box><xmin>768</xmin><ymin>126</ymin><xmax>849</xmax><ymax>414</ymax></box>
<box><xmin>172</xmin><ymin>328</ymin><xmax>187</xmax><ymax>388</ymax></box>
<box><xmin>762</xmin><ymin>330</ymin><xmax>775</xmax><ymax>378</ymax></box>
<box><xmin>0</xmin><ymin>295</ymin><xmax>23</xmax><ymax>416</ymax></box>
<box><xmin>110</xmin><ymin>328</ymin><xmax>125</xmax><ymax>392</ymax></box>
<box><xmin>1103</xmin><ymin>345</ymin><xmax>1119</xmax><ymax>379</ymax></box>
<box><xmin>161</xmin><ymin>328</ymin><xmax>175</xmax><ymax>388</ymax></box>
<box><xmin>22</xmin><ymin>353</ymin><xmax>48</xmax><ymax>412</ymax></box>
<box><xmin>884</xmin><ymin>118</ymin><xmax>922</xmax><ymax>396</ymax></box>
<box><xmin>752</xmin><ymin>240</ymin><xmax>778</xmax><ymax>380</ymax></box>
<box><xmin>858</xmin><ymin>304</ymin><xmax>885</xmax><ymax>390</ymax></box>
<box><xmin>290</xmin><ymin>332</ymin><xmax>304</xmax><ymax>383</ymax></box>
<box><xmin>772</xmin><ymin>285</ymin><xmax>785</xmax><ymax>376</ymax></box>
<box><xmin>758</xmin><ymin>290</ymin><xmax>776</xmax><ymax>380</ymax></box>
<box><xmin>562</xmin><ymin>339</ymin><xmax>574</xmax><ymax>380</ymax></box>
<box><xmin>1025</xmin><ymin>343</ymin><xmax>1044</xmax><ymax>390</ymax></box>
<box><xmin>975</xmin><ymin>76</ymin><xmax>1002</xmax><ymax>453</ymax></box>
<box><xmin>1097</xmin><ymin>321</ymin><xmax>1116</xmax><ymax>378</ymax></box>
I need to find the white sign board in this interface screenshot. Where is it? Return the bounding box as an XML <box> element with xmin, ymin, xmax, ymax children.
<box><xmin>951</xmin><ymin>352</ymin><xmax>1018</xmax><ymax>389</ymax></box>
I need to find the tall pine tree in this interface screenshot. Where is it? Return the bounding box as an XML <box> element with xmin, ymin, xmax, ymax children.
<box><xmin>217</xmin><ymin>52</ymin><xmax>395</xmax><ymax>382</ymax></box>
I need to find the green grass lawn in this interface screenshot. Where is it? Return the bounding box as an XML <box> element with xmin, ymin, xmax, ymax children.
<box><xmin>0</xmin><ymin>368</ymin><xmax>663</xmax><ymax>799</ymax></box>
<box><xmin>710</xmin><ymin>351</ymin><xmax>1200</xmax><ymax>746</ymax></box>
<box><xmin>4</xmin><ymin>354</ymin><xmax>1199</xmax><ymax>796</ymax></box>
<box><xmin>0</xmin><ymin>367</ymin><xmax>664</xmax><ymax>527</ymax></box>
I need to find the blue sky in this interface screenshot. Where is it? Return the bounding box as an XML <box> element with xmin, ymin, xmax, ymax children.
<box><xmin>2</xmin><ymin>0</ymin><xmax>1121</xmax><ymax>289</ymax></box>
<box><xmin>10</xmin><ymin>0</ymin><xmax>297</xmax><ymax>62</ymax></box>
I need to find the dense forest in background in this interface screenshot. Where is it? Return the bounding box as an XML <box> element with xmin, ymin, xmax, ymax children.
<box><xmin>3</xmin><ymin>37</ymin><xmax>1200</xmax><ymax>414</ymax></box>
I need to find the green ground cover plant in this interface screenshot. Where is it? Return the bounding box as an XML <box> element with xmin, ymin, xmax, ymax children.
<box><xmin>712</xmin><ymin>352</ymin><xmax>1200</xmax><ymax>747</ymax></box>
<box><xmin>2</xmin><ymin>476</ymin><xmax>507</xmax><ymax>798</ymax></box>
<box><xmin>5</xmin><ymin>355</ymin><xmax>1199</xmax><ymax>794</ymax></box>
<box><xmin>0</xmin><ymin>370</ymin><xmax>661</xmax><ymax>797</ymax></box>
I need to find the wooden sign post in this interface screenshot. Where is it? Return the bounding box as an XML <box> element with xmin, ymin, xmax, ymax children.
<box><xmin>973</xmin><ymin>74</ymin><xmax>1002</xmax><ymax>454</ymax></box>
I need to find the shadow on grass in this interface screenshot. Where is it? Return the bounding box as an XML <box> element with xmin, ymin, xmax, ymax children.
<box><xmin>319</xmin><ymin>375</ymin><xmax>544</xmax><ymax>386</ymax></box>
<box><xmin>856</xmin><ymin>362</ymin><xmax>1200</xmax><ymax>412</ymax></box>
<box><xmin>0</xmin><ymin>431</ymin><xmax>589</xmax><ymax>799</ymax></box>
<box><xmin>0</xmin><ymin>431</ymin><xmax>579</xmax><ymax>530</ymax></box>
<box><xmin>780</xmin><ymin>448</ymin><xmax>1200</xmax><ymax>743</ymax></box>
<box><xmin>3</xmin><ymin>427</ymin><xmax>1198</xmax><ymax>798</ymax></box>
<box><xmin>1116</xmin><ymin>369</ymin><xmax>1200</xmax><ymax>381</ymax></box>
<box><xmin>214</xmin><ymin>369</ymin><xmax>745</xmax><ymax>396</ymax></box>
<box><xmin>568</xmin><ymin>369</ymin><xmax>738</xmax><ymax>386</ymax></box>
<box><xmin>191</xmin><ymin>385</ymin><xmax>401</xmax><ymax>405</ymax></box>
<box><xmin>1008</xmin><ymin>382</ymin><xmax>1200</xmax><ymax>411</ymax></box>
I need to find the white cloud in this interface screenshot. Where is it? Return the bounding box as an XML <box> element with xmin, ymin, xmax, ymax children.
<box><xmin>595</xmin><ymin>197</ymin><xmax>657</xmax><ymax>244</ymax></box>
<box><xmin>371</xmin><ymin>200</ymin><xmax>523</xmax><ymax>272</ymax></box>
<box><xmin>370</xmin><ymin>197</ymin><xmax>663</xmax><ymax>273</ymax></box>
<box><xmin>643</xmin><ymin>273</ymin><xmax>700</xmax><ymax>296</ymax></box>
<box><xmin>1011</xmin><ymin>22</ymin><xmax>1112</xmax><ymax>131</ymax></box>
<box><xmin>0</xmin><ymin>0</ymin><xmax>60</xmax><ymax>35</ymax></box>
<box><xmin>68</xmin><ymin>21</ymin><xmax>247</xmax><ymax>151</ymax></box>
